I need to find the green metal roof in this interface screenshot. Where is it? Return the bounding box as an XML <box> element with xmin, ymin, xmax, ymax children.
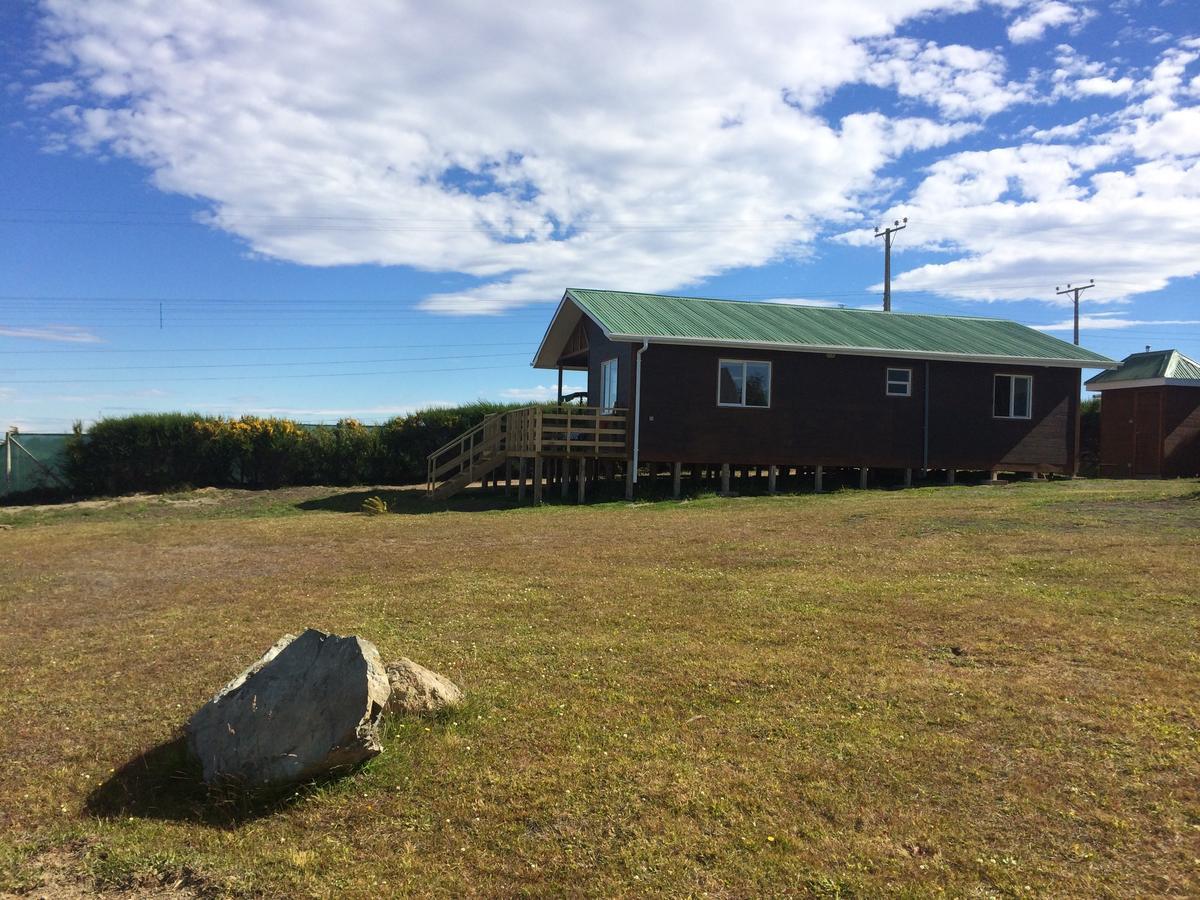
<box><xmin>1085</xmin><ymin>349</ymin><xmax>1200</xmax><ymax>387</ymax></box>
<box><xmin>550</xmin><ymin>289</ymin><xmax>1115</xmax><ymax>367</ymax></box>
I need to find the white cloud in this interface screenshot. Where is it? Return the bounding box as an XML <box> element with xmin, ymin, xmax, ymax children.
<box><xmin>29</xmin><ymin>0</ymin><xmax>996</xmax><ymax>315</ymax></box>
<box><xmin>498</xmin><ymin>384</ymin><xmax>586</xmax><ymax>402</ymax></box>
<box><xmin>0</xmin><ymin>325</ymin><xmax>102</xmax><ymax>343</ymax></box>
<box><xmin>1007</xmin><ymin>1</ymin><xmax>1091</xmax><ymax>44</ymax></box>
<box><xmin>1037</xmin><ymin>316</ymin><xmax>1200</xmax><ymax>331</ymax></box>
<box><xmin>27</xmin><ymin>78</ymin><xmax>79</xmax><ymax>105</ymax></box>
<box><xmin>1050</xmin><ymin>44</ymin><xmax>1134</xmax><ymax>99</ymax></box>
<box><xmin>1073</xmin><ymin>76</ymin><xmax>1134</xmax><ymax>96</ymax></box>
<box><xmin>863</xmin><ymin>38</ymin><xmax>1031</xmax><ymax>117</ymax></box>
<box><xmin>837</xmin><ymin>39</ymin><xmax>1200</xmax><ymax>303</ymax></box>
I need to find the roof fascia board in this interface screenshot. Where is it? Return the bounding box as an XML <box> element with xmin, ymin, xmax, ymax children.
<box><xmin>531</xmin><ymin>291</ymin><xmax>572</xmax><ymax>368</ymax></box>
<box><xmin>604</xmin><ymin>333</ymin><xmax>1117</xmax><ymax>369</ymax></box>
<box><xmin>1087</xmin><ymin>376</ymin><xmax>1200</xmax><ymax>391</ymax></box>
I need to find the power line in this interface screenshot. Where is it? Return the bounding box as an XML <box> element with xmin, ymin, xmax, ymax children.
<box><xmin>4</xmin><ymin>351</ymin><xmax>532</xmax><ymax>373</ymax></box>
<box><xmin>0</xmin><ymin>340</ymin><xmax>533</xmax><ymax>355</ymax></box>
<box><xmin>3</xmin><ymin>362</ymin><xmax>526</xmax><ymax>385</ymax></box>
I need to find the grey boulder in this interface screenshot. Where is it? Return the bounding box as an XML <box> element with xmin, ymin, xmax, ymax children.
<box><xmin>385</xmin><ymin>658</ymin><xmax>464</xmax><ymax>716</ymax></box>
<box><xmin>186</xmin><ymin>629</ymin><xmax>391</xmax><ymax>786</ymax></box>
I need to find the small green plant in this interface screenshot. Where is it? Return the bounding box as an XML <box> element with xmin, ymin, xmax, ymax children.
<box><xmin>361</xmin><ymin>495</ymin><xmax>388</xmax><ymax>515</ymax></box>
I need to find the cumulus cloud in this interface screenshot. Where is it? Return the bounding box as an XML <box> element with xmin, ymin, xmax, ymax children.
<box><xmin>0</xmin><ymin>325</ymin><xmax>102</xmax><ymax>343</ymax></box>
<box><xmin>26</xmin><ymin>78</ymin><xmax>79</xmax><ymax>105</ymax></box>
<box><xmin>1007</xmin><ymin>1</ymin><xmax>1091</xmax><ymax>44</ymax></box>
<box><xmin>23</xmin><ymin>1</ymin><xmax>1196</xmax><ymax>316</ymax></box>
<box><xmin>863</xmin><ymin>38</ymin><xmax>1031</xmax><ymax>117</ymax></box>
<box><xmin>836</xmin><ymin>38</ymin><xmax>1200</xmax><ymax>303</ymax></box>
<box><xmin>29</xmin><ymin>0</ymin><xmax>1002</xmax><ymax>315</ymax></box>
<box><xmin>1049</xmin><ymin>45</ymin><xmax>1134</xmax><ymax>99</ymax></box>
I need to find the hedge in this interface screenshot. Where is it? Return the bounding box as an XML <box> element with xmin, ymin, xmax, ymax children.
<box><xmin>64</xmin><ymin>402</ymin><xmax>525</xmax><ymax>496</ymax></box>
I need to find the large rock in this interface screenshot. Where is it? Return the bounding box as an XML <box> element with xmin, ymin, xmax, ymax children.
<box><xmin>186</xmin><ymin>629</ymin><xmax>391</xmax><ymax>786</ymax></box>
<box><xmin>385</xmin><ymin>658</ymin><xmax>464</xmax><ymax>716</ymax></box>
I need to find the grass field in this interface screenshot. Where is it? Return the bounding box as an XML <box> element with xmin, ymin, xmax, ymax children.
<box><xmin>0</xmin><ymin>479</ymin><xmax>1197</xmax><ymax>897</ymax></box>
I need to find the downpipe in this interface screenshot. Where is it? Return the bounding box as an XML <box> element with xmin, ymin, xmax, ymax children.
<box><xmin>632</xmin><ymin>339</ymin><xmax>649</xmax><ymax>482</ymax></box>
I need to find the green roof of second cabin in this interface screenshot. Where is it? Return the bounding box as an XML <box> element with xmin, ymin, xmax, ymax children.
<box><xmin>533</xmin><ymin>288</ymin><xmax>1117</xmax><ymax>369</ymax></box>
<box><xmin>1085</xmin><ymin>349</ymin><xmax>1200</xmax><ymax>389</ymax></box>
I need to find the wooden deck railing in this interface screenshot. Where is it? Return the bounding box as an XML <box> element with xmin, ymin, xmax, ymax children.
<box><xmin>505</xmin><ymin>407</ymin><xmax>628</xmax><ymax>457</ymax></box>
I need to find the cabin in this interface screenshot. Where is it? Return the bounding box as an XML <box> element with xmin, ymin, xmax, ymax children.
<box><xmin>427</xmin><ymin>289</ymin><xmax>1115</xmax><ymax>500</ymax></box>
<box><xmin>1085</xmin><ymin>349</ymin><xmax>1200</xmax><ymax>478</ymax></box>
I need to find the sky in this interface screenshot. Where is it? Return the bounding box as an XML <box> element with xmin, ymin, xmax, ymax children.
<box><xmin>1</xmin><ymin>0</ymin><xmax>1198</xmax><ymax>432</ymax></box>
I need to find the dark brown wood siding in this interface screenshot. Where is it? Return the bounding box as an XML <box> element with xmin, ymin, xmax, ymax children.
<box><xmin>1162</xmin><ymin>386</ymin><xmax>1200</xmax><ymax>477</ymax></box>
<box><xmin>626</xmin><ymin>343</ymin><xmax>1077</xmax><ymax>472</ymax></box>
<box><xmin>1104</xmin><ymin>385</ymin><xmax>1200</xmax><ymax>477</ymax></box>
<box><xmin>1098</xmin><ymin>388</ymin><xmax>1141</xmax><ymax>477</ymax></box>
<box><xmin>583</xmin><ymin>319</ymin><xmax>634</xmax><ymax>411</ymax></box>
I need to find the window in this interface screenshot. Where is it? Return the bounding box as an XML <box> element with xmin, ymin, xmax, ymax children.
<box><xmin>993</xmin><ymin>374</ymin><xmax>1032</xmax><ymax>419</ymax></box>
<box><xmin>600</xmin><ymin>358</ymin><xmax>618</xmax><ymax>413</ymax></box>
<box><xmin>718</xmin><ymin>360</ymin><xmax>771</xmax><ymax>408</ymax></box>
<box><xmin>886</xmin><ymin>367</ymin><xmax>912</xmax><ymax>397</ymax></box>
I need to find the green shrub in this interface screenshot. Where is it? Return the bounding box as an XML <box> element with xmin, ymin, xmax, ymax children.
<box><xmin>63</xmin><ymin>402</ymin><xmax>534</xmax><ymax>497</ymax></box>
<box><xmin>1079</xmin><ymin>396</ymin><xmax>1101</xmax><ymax>477</ymax></box>
<box><xmin>377</xmin><ymin>401</ymin><xmax>523</xmax><ymax>484</ymax></box>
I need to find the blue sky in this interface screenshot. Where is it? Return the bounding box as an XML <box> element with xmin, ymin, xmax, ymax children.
<box><xmin>2</xmin><ymin>0</ymin><xmax>1198</xmax><ymax>431</ymax></box>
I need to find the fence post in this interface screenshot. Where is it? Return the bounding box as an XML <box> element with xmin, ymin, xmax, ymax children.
<box><xmin>3</xmin><ymin>429</ymin><xmax>12</xmax><ymax>496</ymax></box>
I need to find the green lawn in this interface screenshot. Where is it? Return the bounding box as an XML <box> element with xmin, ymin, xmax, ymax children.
<box><xmin>0</xmin><ymin>480</ymin><xmax>1197</xmax><ymax>897</ymax></box>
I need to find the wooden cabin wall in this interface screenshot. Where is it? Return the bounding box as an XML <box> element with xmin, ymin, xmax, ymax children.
<box><xmin>630</xmin><ymin>343</ymin><xmax>1078</xmax><ymax>473</ymax></box>
<box><xmin>583</xmin><ymin>319</ymin><xmax>634</xmax><ymax>410</ymax></box>
<box><xmin>1098</xmin><ymin>388</ymin><xmax>1142</xmax><ymax>477</ymax></box>
<box><xmin>1162</xmin><ymin>386</ymin><xmax>1200</xmax><ymax>477</ymax></box>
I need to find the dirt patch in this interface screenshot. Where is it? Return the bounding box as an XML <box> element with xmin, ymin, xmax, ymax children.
<box><xmin>1</xmin><ymin>842</ymin><xmax>204</xmax><ymax>899</ymax></box>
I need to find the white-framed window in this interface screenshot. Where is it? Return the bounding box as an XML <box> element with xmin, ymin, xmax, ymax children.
<box><xmin>886</xmin><ymin>367</ymin><xmax>912</xmax><ymax>397</ymax></box>
<box><xmin>600</xmin><ymin>358</ymin><xmax>618</xmax><ymax>413</ymax></box>
<box><xmin>993</xmin><ymin>373</ymin><xmax>1033</xmax><ymax>419</ymax></box>
<box><xmin>718</xmin><ymin>359</ymin><xmax>771</xmax><ymax>408</ymax></box>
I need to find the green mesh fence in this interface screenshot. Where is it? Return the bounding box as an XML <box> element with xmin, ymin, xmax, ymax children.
<box><xmin>2</xmin><ymin>432</ymin><xmax>72</xmax><ymax>497</ymax></box>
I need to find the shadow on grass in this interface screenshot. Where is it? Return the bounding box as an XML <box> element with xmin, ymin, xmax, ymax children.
<box><xmin>85</xmin><ymin>736</ymin><xmax>338</xmax><ymax>828</ymax></box>
<box><xmin>295</xmin><ymin>486</ymin><xmax>632</xmax><ymax>515</ymax></box>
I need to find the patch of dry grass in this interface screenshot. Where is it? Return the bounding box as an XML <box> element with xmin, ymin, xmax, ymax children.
<box><xmin>0</xmin><ymin>479</ymin><xmax>1197</xmax><ymax>897</ymax></box>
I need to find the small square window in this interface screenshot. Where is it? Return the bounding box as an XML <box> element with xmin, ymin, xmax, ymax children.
<box><xmin>993</xmin><ymin>374</ymin><xmax>1032</xmax><ymax>419</ymax></box>
<box><xmin>718</xmin><ymin>360</ymin><xmax>770</xmax><ymax>408</ymax></box>
<box><xmin>886</xmin><ymin>367</ymin><xmax>912</xmax><ymax>397</ymax></box>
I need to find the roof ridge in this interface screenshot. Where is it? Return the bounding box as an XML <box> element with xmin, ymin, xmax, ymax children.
<box><xmin>567</xmin><ymin>287</ymin><xmax>1022</xmax><ymax>326</ymax></box>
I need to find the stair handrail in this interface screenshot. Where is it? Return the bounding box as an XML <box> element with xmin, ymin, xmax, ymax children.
<box><xmin>426</xmin><ymin>411</ymin><xmax>505</xmax><ymax>463</ymax></box>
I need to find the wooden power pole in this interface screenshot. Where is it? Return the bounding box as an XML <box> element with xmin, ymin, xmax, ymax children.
<box><xmin>875</xmin><ymin>217</ymin><xmax>907</xmax><ymax>311</ymax></box>
<box><xmin>1055</xmin><ymin>279</ymin><xmax>1095</xmax><ymax>345</ymax></box>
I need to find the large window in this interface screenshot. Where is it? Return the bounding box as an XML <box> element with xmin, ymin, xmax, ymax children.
<box><xmin>600</xmin><ymin>358</ymin><xmax>618</xmax><ymax>413</ymax></box>
<box><xmin>886</xmin><ymin>367</ymin><xmax>912</xmax><ymax>397</ymax></box>
<box><xmin>718</xmin><ymin>360</ymin><xmax>771</xmax><ymax>408</ymax></box>
<box><xmin>993</xmin><ymin>374</ymin><xmax>1032</xmax><ymax>419</ymax></box>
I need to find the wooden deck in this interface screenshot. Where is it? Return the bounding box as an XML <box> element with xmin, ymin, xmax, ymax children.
<box><xmin>427</xmin><ymin>406</ymin><xmax>627</xmax><ymax>498</ymax></box>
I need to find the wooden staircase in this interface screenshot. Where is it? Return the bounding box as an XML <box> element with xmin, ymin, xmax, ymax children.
<box><xmin>426</xmin><ymin>414</ymin><xmax>506</xmax><ymax>499</ymax></box>
<box><xmin>426</xmin><ymin>406</ymin><xmax>629</xmax><ymax>500</ymax></box>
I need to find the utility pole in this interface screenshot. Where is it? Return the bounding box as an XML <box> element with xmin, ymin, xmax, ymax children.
<box><xmin>1055</xmin><ymin>279</ymin><xmax>1095</xmax><ymax>345</ymax></box>
<box><xmin>875</xmin><ymin>217</ymin><xmax>907</xmax><ymax>311</ymax></box>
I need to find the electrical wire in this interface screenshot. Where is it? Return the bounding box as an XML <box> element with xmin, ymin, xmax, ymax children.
<box><xmin>3</xmin><ymin>363</ymin><xmax>526</xmax><ymax>385</ymax></box>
